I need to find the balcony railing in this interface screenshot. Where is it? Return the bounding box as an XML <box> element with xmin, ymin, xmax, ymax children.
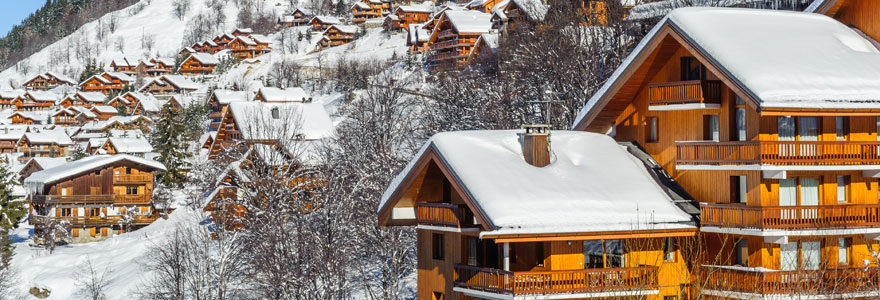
<box><xmin>32</xmin><ymin>194</ymin><xmax>151</xmax><ymax>205</ymax></box>
<box><xmin>430</xmin><ymin>38</ymin><xmax>477</xmax><ymax>50</ymax></box>
<box><xmin>416</xmin><ymin>202</ymin><xmax>476</xmax><ymax>228</ymax></box>
<box><xmin>700</xmin><ymin>203</ymin><xmax>880</xmax><ymax>229</ymax></box>
<box><xmin>114</xmin><ymin>174</ymin><xmax>153</xmax><ymax>184</ymax></box>
<box><xmin>647</xmin><ymin>80</ymin><xmax>722</xmax><ymax>106</ymax></box>
<box><xmin>30</xmin><ymin>214</ymin><xmax>158</xmax><ymax>226</ymax></box>
<box><xmin>676</xmin><ymin>141</ymin><xmax>880</xmax><ymax>166</ymax></box>
<box><xmin>700</xmin><ymin>266</ymin><xmax>880</xmax><ymax>295</ymax></box>
<box><xmin>454</xmin><ymin>264</ymin><xmax>658</xmax><ymax>295</ymax></box>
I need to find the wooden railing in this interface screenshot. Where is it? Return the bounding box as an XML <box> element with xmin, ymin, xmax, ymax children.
<box><xmin>647</xmin><ymin>80</ymin><xmax>722</xmax><ymax>106</ymax></box>
<box><xmin>700</xmin><ymin>266</ymin><xmax>880</xmax><ymax>295</ymax></box>
<box><xmin>30</xmin><ymin>214</ymin><xmax>158</xmax><ymax>226</ymax></box>
<box><xmin>676</xmin><ymin>141</ymin><xmax>880</xmax><ymax>165</ymax></box>
<box><xmin>701</xmin><ymin>203</ymin><xmax>880</xmax><ymax>229</ymax></box>
<box><xmin>454</xmin><ymin>264</ymin><xmax>658</xmax><ymax>295</ymax></box>
<box><xmin>436</xmin><ymin>29</ymin><xmax>456</xmax><ymax>39</ymax></box>
<box><xmin>416</xmin><ymin>202</ymin><xmax>475</xmax><ymax>228</ymax></box>
<box><xmin>32</xmin><ymin>194</ymin><xmax>151</xmax><ymax>205</ymax></box>
<box><xmin>114</xmin><ymin>174</ymin><xmax>153</xmax><ymax>184</ymax></box>
<box><xmin>430</xmin><ymin>38</ymin><xmax>477</xmax><ymax>50</ymax></box>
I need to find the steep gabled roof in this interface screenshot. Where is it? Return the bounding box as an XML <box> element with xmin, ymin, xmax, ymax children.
<box><xmin>188</xmin><ymin>53</ymin><xmax>220</xmax><ymax>65</ymax></box>
<box><xmin>226</xmin><ymin>101</ymin><xmax>333</xmax><ymax>140</ymax></box>
<box><xmin>211</xmin><ymin>89</ymin><xmax>251</xmax><ymax>104</ymax></box>
<box><xmin>442</xmin><ymin>10</ymin><xmax>492</xmax><ymax>33</ymax></box>
<box><xmin>573</xmin><ymin>7</ymin><xmax>880</xmax><ymax>131</ymax></box>
<box><xmin>257</xmin><ymin>87</ymin><xmax>309</xmax><ymax>102</ymax></box>
<box><xmin>24</xmin><ymin>154</ymin><xmax>165</xmax><ymax>192</ymax></box>
<box><xmin>378</xmin><ymin>130</ymin><xmax>697</xmax><ymax>236</ymax></box>
<box><xmin>311</xmin><ymin>15</ymin><xmax>342</xmax><ymax>24</ymax></box>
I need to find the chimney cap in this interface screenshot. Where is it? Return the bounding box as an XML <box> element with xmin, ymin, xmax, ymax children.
<box><xmin>522</xmin><ymin>124</ymin><xmax>550</xmax><ymax>136</ymax></box>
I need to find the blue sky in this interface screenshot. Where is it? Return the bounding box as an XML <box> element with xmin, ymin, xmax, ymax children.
<box><xmin>0</xmin><ymin>1</ymin><xmax>45</xmax><ymax>38</ymax></box>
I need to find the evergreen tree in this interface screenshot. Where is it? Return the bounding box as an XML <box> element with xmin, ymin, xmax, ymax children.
<box><xmin>70</xmin><ymin>144</ymin><xmax>89</xmax><ymax>161</ymax></box>
<box><xmin>0</xmin><ymin>159</ymin><xmax>26</xmax><ymax>231</ymax></box>
<box><xmin>151</xmin><ymin>106</ymin><xmax>192</xmax><ymax>187</ymax></box>
<box><xmin>78</xmin><ymin>59</ymin><xmax>103</xmax><ymax>82</ymax></box>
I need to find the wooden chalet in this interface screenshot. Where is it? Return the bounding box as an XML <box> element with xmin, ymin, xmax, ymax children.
<box><xmin>23</xmin><ymin>72</ymin><xmax>76</xmax><ymax>91</ymax></box>
<box><xmin>52</xmin><ymin>108</ymin><xmax>78</xmax><ymax>126</ymax></box>
<box><xmin>79</xmin><ymin>72</ymin><xmax>135</xmax><ymax>95</ymax></box>
<box><xmin>231</xmin><ymin>28</ymin><xmax>253</xmax><ymax>36</ymax></box>
<box><xmin>309</xmin><ymin>16</ymin><xmax>342</xmax><ymax>32</ymax></box>
<box><xmin>228</xmin><ymin>35</ymin><xmax>272</xmax><ymax>59</ymax></box>
<box><xmin>0</xmin><ymin>90</ymin><xmax>24</xmax><ymax>108</ymax></box>
<box><xmin>208</xmin><ymin>101</ymin><xmax>332</xmax><ymax>160</ymax></box>
<box><xmin>14</xmin><ymin>91</ymin><xmax>60</xmax><ymax>111</ymax></box>
<box><xmin>318</xmin><ymin>25</ymin><xmax>359</xmax><ymax>48</ymax></box>
<box><xmin>406</xmin><ymin>23</ymin><xmax>430</xmax><ymax>52</ymax></box>
<box><xmin>491</xmin><ymin>0</ymin><xmax>549</xmax><ymax>32</ymax></box>
<box><xmin>177</xmin><ymin>53</ymin><xmax>219</xmax><ymax>75</ymax></box>
<box><xmin>208</xmin><ymin>90</ymin><xmax>250</xmax><ymax>130</ymax></box>
<box><xmin>91</xmin><ymin>105</ymin><xmax>119</xmax><ymax>121</ymax></box>
<box><xmin>25</xmin><ymin>155</ymin><xmax>166</xmax><ymax>243</ymax></box>
<box><xmin>385</xmin><ymin>5</ymin><xmax>433</xmax><ymax>31</ymax></box>
<box><xmin>379</xmin><ymin>129</ymin><xmax>698</xmax><ymax>300</ymax></box>
<box><xmin>213</xmin><ymin>33</ymin><xmax>236</xmax><ymax>48</ymax></box>
<box><xmin>467</xmin><ymin>33</ymin><xmax>499</xmax><ymax>63</ymax></box>
<box><xmin>139</xmin><ymin>75</ymin><xmax>200</xmax><ymax>95</ymax></box>
<box><xmin>426</xmin><ymin>10</ymin><xmax>493</xmax><ymax>72</ymax></box>
<box><xmin>179</xmin><ymin>47</ymin><xmax>197</xmax><ymax>57</ymax></box>
<box><xmin>134</xmin><ymin>58</ymin><xmax>175</xmax><ymax>77</ymax></box>
<box><xmin>466</xmin><ymin>0</ymin><xmax>505</xmax><ymax>12</ymax></box>
<box><xmin>9</xmin><ymin>111</ymin><xmax>48</xmax><ymax>125</ymax></box>
<box><xmin>18</xmin><ymin>157</ymin><xmax>67</xmax><ymax>182</ymax></box>
<box><xmin>572</xmin><ymin>8</ymin><xmax>880</xmax><ymax>298</ymax></box>
<box><xmin>279</xmin><ymin>8</ymin><xmax>313</xmax><ymax>27</ymax></box>
<box><xmin>92</xmin><ymin>137</ymin><xmax>154</xmax><ymax>156</ymax></box>
<box><xmin>16</xmin><ymin>130</ymin><xmax>74</xmax><ymax>160</ymax></box>
<box><xmin>352</xmin><ymin>1</ymin><xmax>382</xmax><ymax>24</ymax></box>
<box><xmin>109</xmin><ymin>57</ymin><xmax>137</xmax><ymax>74</ymax></box>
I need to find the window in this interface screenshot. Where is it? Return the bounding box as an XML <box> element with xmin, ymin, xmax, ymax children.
<box><xmin>703</xmin><ymin>115</ymin><xmax>719</xmax><ymax>141</ymax></box>
<box><xmin>801</xmin><ymin>241</ymin><xmax>820</xmax><ymax>270</ymax></box>
<box><xmin>89</xmin><ymin>208</ymin><xmax>100</xmax><ymax>217</ymax></box>
<box><xmin>663</xmin><ymin>237</ymin><xmax>676</xmax><ymax>262</ymax></box>
<box><xmin>838</xmin><ymin>237</ymin><xmax>851</xmax><ymax>266</ymax></box>
<box><xmin>782</xmin><ymin>241</ymin><xmax>821</xmax><ymax>271</ymax></box>
<box><xmin>778</xmin><ymin>116</ymin><xmax>796</xmax><ymax>141</ymax></box>
<box><xmin>734</xmin><ymin>107</ymin><xmax>746</xmax><ymax>141</ymax></box>
<box><xmin>731</xmin><ymin>176</ymin><xmax>747</xmax><ymax>204</ymax></box>
<box><xmin>467</xmin><ymin>237</ymin><xmax>478</xmax><ymax>266</ymax></box>
<box><xmin>432</xmin><ymin>292</ymin><xmax>443</xmax><ymax>300</ymax></box>
<box><xmin>125</xmin><ymin>167</ymin><xmax>132</xmax><ymax>174</ymax></box>
<box><xmin>836</xmin><ymin>116</ymin><xmax>849</xmax><ymax>141</ymax></box>
<box><xmin>536</xmin><ymin>242</ymin><xmax>544</xmax><ymax>267</ymax></box>
<box><xmin>271</xmin><ymin>107</ymin><xmax>280</xmax><ymax>119</ymax></box>
<box><xmin>583</xmin><ymin>240</ymin><xmax>625</xmax><ymax>268</ymax></box>
<box><xmin>735</xmin><ymin>239</ymin><xmax>748</xmax><ymax>266</ymax></box>
<box><xmin>876</xmin><ymin>117</ymin><xmax>880</xmax><ymax>141</ymax></box>
<box><xmin>606</xmin><ymin>240</ymin><xmax>624</xmax><ymax>268</ymax></box>
<box><xmin>799</xmin><ymin>117</ymin><xmax>819</xmax><ymax>141</ymax></box>
<box><xmin>60</xmin><ymin>208</ymin><xmax>72</xmax><ymax>217</ymax></box>
<box><xmin>647</xmin><ymin>117</ymin><xmax>658</xmax><ymax>142</ymax></box>
<box><xmin>680</xmin><ymin>57</ymin><xmax>703</xmax><ymax>81</ymax></box>
<box><xmin>837</xmin><ymin>175</ymin><xmax>849</xmax><ymax>203</ymax></box>
<box><xmin>441</xmin><ymin>178</ymin><xmax>451</xmax><ymax>203</ymax></box>
<box><xmin>432</xmin><ymin>233</ymin><xmax>444</xmax><ymax>260</ymax></box>
<box><xmin>126</xmin><ymin>186</ymin><xmax>139</xmax><ymax>195</ymax></box>
<box><xmin>94</xmin><ymin>170</ymin><xmax>100</xmax><ymax>176</ymax></box>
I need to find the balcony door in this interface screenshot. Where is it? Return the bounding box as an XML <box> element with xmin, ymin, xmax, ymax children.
<box><xmin>780</xmin><ymin>241</ymin><xmax>820</xmax><ymax>272</ymax></box>
<box><xmin>799</xmin><ymin>117</ymin><xmax>819</xmax><ymax>157</ymax></box>
<box><xmin>779</xmin><ymin>178</ymin><xmax>819</xmax><ymax>220</ymax></box>
<box><xmin>778</xmin><ymin>116</ymin><xmax>795</xmax><ymax>156</ymax></box>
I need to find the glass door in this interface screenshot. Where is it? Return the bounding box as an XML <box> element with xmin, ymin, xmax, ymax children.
<box><xmin>778</xmin><ymin>116</ymin><xmax>795</xmax><ymax>156</ymax></box>
<box><xmin>779</xmin><ymin>179</ymin><xmax>797</xmax><ymax>220</ymax></box>
<box><xmin>799</xmin><ymin>117</ymin><xmax>819</xmax><ymax>158</ymax></box>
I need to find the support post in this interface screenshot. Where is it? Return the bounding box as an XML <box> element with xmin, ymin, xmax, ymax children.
<box><xmin>503</xmin><ymin>242</ymin><xmax>510</xmax><ymax>271</ymax></box>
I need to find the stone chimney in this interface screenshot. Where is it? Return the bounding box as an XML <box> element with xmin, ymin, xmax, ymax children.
<box><xmin>521</xmin><ymin>124</ymin><xmax>551</xmax><ymax>167</ymax></box>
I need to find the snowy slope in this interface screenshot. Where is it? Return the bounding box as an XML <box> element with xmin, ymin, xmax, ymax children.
<box><xmin>11</xmin><ymin>205</ymin><xmax>206</xmax><ymax>299</ymax></box>
<box><xmin>0</xmin><ymin>0</ymin><xmax>293</xmax><ymax>90</ymax></box>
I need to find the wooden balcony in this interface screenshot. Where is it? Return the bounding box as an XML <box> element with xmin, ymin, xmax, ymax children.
<box><xmin>454</xmin><ymin>264</ymin><xmax>658</xmax><ymax>296</ymax></box>
<box><xmin>676</xmin><ymin>141</ymin><xmax>880</xmax><ymax>166</ymax></box>
<box><xmin>647</xmin><ymin>80</ymin><xmax>722</xmax><ymax>106</ymax></box>
<box><xmin>32</xmin><ymin>194</ymin><xmax>151</xmax><ymax>205</ymax></box>
<box><xmin>416</xmin><ymin>202</ymin><xmax>476</xmax><ymax>228</ymax></box>
<box><xmin>700</xmin><ymin>203</ymin><xmax>880</xmax><ymax>230</ymax></box>
<box><xmin>430</xmin><ymin>38</ymin><xmax>477</xmax><ymax>50</ymax></box>
<box><xmin>436</xmin><ymin>29</ymin><xmax>456</xmax><ymax>39</ymax></box>
<box><xmin>30</xmin><ymin>214</ymin><xmax>158</xmax><ymax>226</ymax></box>
<box><xmin>700</xmin><ymin>266</ymin><xmax>880</xmax><ymax>295</ymax></box>
<box><xmin>114</xmin><ymin>174</ymin><xmax>153</xmax><ymax>184</ymax></box>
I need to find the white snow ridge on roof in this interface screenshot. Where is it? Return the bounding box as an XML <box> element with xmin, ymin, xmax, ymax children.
<box><xmin>380</xmin><ymin>130</ymin><xmax>695</xmax><ymax>236</ymax></box>
<box><xmin>24</xmin><ymin>154</ymin><xmax>166</xmax><ymax>192</ymax></box>
<box><xmin>668</xmin><ymin>8</ymin><xmax>880</xmax><ymax>108</ymax></box>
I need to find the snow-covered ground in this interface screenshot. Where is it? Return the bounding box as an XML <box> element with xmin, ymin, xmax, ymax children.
<box><xmin>11</xmin><ymin>205</ymin><xmax>204</xmax><ymax>299</ymax></box>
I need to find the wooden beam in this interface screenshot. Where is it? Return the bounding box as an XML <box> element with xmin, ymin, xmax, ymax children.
<box><xmin>487</xmin><ymin>228</ymin><xmax>697</xmax><ymax>243</ymax></box>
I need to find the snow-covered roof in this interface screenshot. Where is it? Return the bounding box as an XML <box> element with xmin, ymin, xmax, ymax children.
<box><xmin>235</xmin><ymin>35</ymin><xmax>258</xmax><ymax>46</ymax></box>
<box><xmin>111</xmin><ymin>57</ymin><xmax>135</xmax><ymax>67</ymax></box>
<box><xmin>22</xmin><ymin>129</ymin><xmax>73</xmax><ymax>145</ymax></box>
<box><xmin>329</xmin><ymin>25</ymin><xmax>359</xmax><ymax>34</ymax></box>
<box><xmin>44</xmin><ymin>71</ymin><xmax>76</xmax><ymax>84</ymax></box>
<box><xmin>92</xmin><ymin>105</ymin><xmax>118</xmax><ymax>114</ymax></box>
<box><xmin>104</xmin><ymin>72</ymin><xmax>135</xmax><ymax>82</ymax></box>
<box><xmin>311</xmin><ymin>15</ymin><xmax>341</xmax><ymax>24</ymax></box>
<box><xmin>353</xmin><ymin>2</ymin><xmax>372</xmax><ymax>10</ymax></box>
<box><xmin>108</xmin><ymin>115</ymin><xmax>152</xmax><ymax>125</ymax></box>
<box><xmin>135</xmin><ymin>96</ymin><xmax>162</xmax><ymax>112</ymax></box>
<box><xmin>107</xmin><ymin>137</ymin><xmax>154</xmax><ymax>153</ymax></box>
<box><xmin>574</xmin><ymin>8</ymin><xmax>880</xmax><ymax>129</ymax></box>
<box><xmin>70</xmin><ymin>106</ymin><xmax>97</xmax><ymax>119</ymax></box>
<box><xmin>379</xmin><ymin>130</ymin><xmax>696</xmax><ymax>236</ymax></box>
<box><xmin>250</xmin><ymin>34</ymin><xmax>271</xmax><ymax>44</ymax></box>
<box><xmin>24</xmin><ymin>154</ymin><xmax>165</xmax><ymax>192</ymax></box>
<box><xmin>22</xmin><ymin>157</ymin><xmax>68</xmax><ymax>173</ymax></box>
<box><xmin>151</xmin><ymin>57</ymin><xmax>176</xmax><ymax>66</ymax></box>
<box><xmin>0</xmin><ymin>90</ymin><xmax>24</xmax><ymax>99</ymax></box>
<box><xmin>76</xmin><ymin>91</ymin><xmax>107</xmax><ymax>103</ymax></box>
<box><xmin>509</xmin><ymin>0</ymin><xmax>548</xmax><ymax>21</ymax></box>
<box><xmin>408</xmin><ymin>23</ymin><xmax>430</xmax><ymax>42</ymax></box>
<box><xmin>397</xmin><ymin>5</ymin><xmax>433</xmax><ymax>13</ymax></box>
<box><xmin>159</xmin><ymin>75</ymin><xmax>200</xmax><ymax>90</ymax></box>
<box><xmin>26</xmin><ymin>91</ymin><xmax>61</xmax><ymax>102</ymax></box>
<box><xmin>443</xmin><ymin>11</ymin><xmax>492</xmax><ymax>33</ymax></box>
<box><xmin>212</xmin><ymin>90</ymin><xmax>251</xmax><ymax>104</ymax></box>
<box><xmin>188</xmin><ymin>53</ymin><xmax>220</xmax><ymax>65</ymax></box>
<box><xmin>11</xmin><ymin>111</ymin><xmax>50</xmax><ymax>122</ymax></box>
<box><xmin>257</xmin><ymin>87</ymin><xmax>309</xmax><ymax>102</ymax></box>
<box><xmin>227</xmin><ymin>101</ymin><xmax>333</xmax><ymax>141</ymax></box>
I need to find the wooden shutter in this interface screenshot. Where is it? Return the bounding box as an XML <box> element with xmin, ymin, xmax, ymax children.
<box><xmin>100</xmin><ymin>227</ymin><xmax>108</xmax><ymax>237</ymax></box>
<box><xmin>71</xmin><ymin>228</ymin><xmax>79</xmax><ymax>238</ymax></box>
<box><xmin>55</xmin><ymin>208</ymin><xmax>61</xmax><ymax>217</ymax></box>
<box><xmin>89</xmin><ymin>227</ymin><xmax>96</xmax><ymax>237</ymax></box>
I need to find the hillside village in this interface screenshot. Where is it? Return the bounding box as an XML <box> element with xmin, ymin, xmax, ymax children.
<box><xmin>0</xmin><ymin>0</ymin><xmax>878</xmax><ymax>299</ymax></box>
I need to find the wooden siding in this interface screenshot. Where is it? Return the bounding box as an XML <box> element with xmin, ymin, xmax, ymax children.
<box><xmin>831</xmin><ymin>0</ymin><xmax>880</xmax><ymax>44</ymax></box>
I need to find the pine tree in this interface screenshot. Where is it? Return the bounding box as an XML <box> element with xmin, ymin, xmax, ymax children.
<box><xmin>0</xmin><ymin>159</ymin><xmax>26</xmax><ymax>231</ymax></box>
<box><xmin>151</xmin><ymin>106</ymin><xmax>192</xmax><ymax>187</ymax></box>
<box><xmin>78</xmin><ymin>59</ymin><xmax>103</xmax><ymax>82</ymax></box>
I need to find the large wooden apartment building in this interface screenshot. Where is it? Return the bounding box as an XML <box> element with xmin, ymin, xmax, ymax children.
<box><xmin>426</xmin><ymin>10</ymin><xmax>493</xmax><ymax>73</ymax></box>
<box><xmin>379</xmin><ymin>129</ymin><xmax>698</xmax><ymax>299</ymax></box>
<box><xmin>25</xmin><ymin>155</ymin><xmax>166</xmax><ymax>243</ymax></box>
<box><xmin>572</xmin><ymin>7</ymin><xmax>880</xmax><ymax>298</ymax></box>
